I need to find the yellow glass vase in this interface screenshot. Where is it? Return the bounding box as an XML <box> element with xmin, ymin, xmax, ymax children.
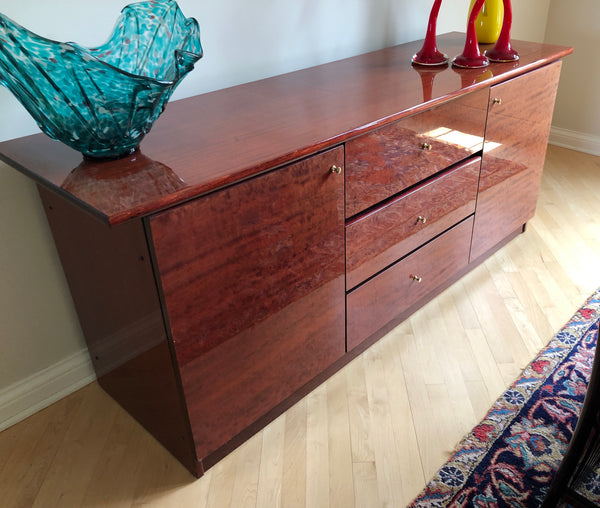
<box><xmin>469</xmin><ymin>0</ymin><xmax>504</xmax><ymax>44</ymax></box>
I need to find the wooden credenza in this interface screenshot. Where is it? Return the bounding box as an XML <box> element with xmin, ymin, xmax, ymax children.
<box><xmin>0</xmin><ymin>33</ymin><xmax>572</xmax><ymax>477</ymax></box>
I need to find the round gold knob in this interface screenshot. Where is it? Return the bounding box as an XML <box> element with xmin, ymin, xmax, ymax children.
<box><xmin>330</xmin><ymin>165</ymin><xmax>342</xmax><ymax>175</ymax></box>
<box><xmin>410</xmin><ymin>274</ymin><xmax>422</xmax><ymax>283</ymax></box>
<box><xmin>417</xmin><ymin>215</ymin><xmax>427</xmax><ymax>224</ymax></box>
<box><xmin>421</xmin><ymin>142</ymin><xmax>432</xmax><ymax>151</ymax></box>
<box><xmin>493</xmin><ymin>98</ymin><xmax>502</xmax><ymax>105</ymax></box>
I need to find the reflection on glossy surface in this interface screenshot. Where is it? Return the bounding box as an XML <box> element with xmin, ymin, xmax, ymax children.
<box><xmin>452</xmin><ymin>65</ymin><xmax>495</xmax><ymax>88</ymax></box>
<box><xmin>62</xmin><ymin>151</ymin><xmax>186</xmax><ymax>221</ymax></box>
<box><xmin>412</xmin><ymin>64</ymin><xmax>448</xmax><ymax>102</ymax></box>
<box><xmin>423</xmin><ymin>126</ymin><xmax>484</xmax><ymax>152</ymax></box>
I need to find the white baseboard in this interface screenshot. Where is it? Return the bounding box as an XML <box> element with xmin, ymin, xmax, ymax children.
<box><xmin>0</xmin><ymin>350</ymin><xmax>96</xmax><ymax>432</ymax></box>
<box><xmin>549</xmin><ymin>126</ymin><xmax>600</xmax><ymax>156</ymax></box>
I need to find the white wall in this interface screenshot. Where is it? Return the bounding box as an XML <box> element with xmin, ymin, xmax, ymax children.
<box><xmin>0</xmin><ymin>0</ymin><xmax>558</xmax><ymax>427</ymax></box>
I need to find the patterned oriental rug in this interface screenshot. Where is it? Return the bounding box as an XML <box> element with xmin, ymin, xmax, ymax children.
<box><xmin>409</xmin><ymin>288</ymin><xmax>600</xmax><ymax>507</ymax></box>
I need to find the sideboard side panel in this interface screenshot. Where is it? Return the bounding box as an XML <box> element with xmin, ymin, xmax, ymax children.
<box><xmin>37</xmin><ymin>186</ymin><xmax>198</xmax><ymax>476</ymax></box>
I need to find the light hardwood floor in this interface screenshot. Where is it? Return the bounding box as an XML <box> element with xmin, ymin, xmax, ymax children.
<box><xmin>1</xmin><ymin>145</ymin><xmax>599</xmax><ymax>508</ymax></box>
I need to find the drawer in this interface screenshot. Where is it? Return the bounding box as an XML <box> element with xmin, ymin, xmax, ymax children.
<box><xmin>345</xmin><ymin>87</ymin><xmax>488</xmax><ymax>218</ymax></box>
<box><xmin>346</xmin><ymin>217</ymin><xmax>473</xmax><ymax>351</ymax></box>
<box><xmin>346</xmin><ymin>157</ymin><xmax>480</xmax><ymax>289</ymax></box>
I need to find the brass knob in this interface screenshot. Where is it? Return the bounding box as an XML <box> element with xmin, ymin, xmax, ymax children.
<box><xmin>421</xmin><ymin>142</ymin><xmax>432</xmax><ymax>151</ymax></box>
<box><xmin>410</xmin><ymin>274</ymin><xmax>422</xmax><ymax>283</ymax></box>
<box><xmin>417</xmin><ymin>215</ymin><xmax>427</xmax><ymax>224</ymax></box>
<box><xmin>330</xmin><ymin>165</ymin><xmax>342</xmax><ymax>175</ymax></box>
<box><xmin>493</xmin><ymin>98</ymin><xmax>502</xmax><ymax>105</ymax></box>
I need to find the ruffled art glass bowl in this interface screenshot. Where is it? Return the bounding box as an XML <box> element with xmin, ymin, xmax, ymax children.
<box><xmin>0</xmin><ymin>0</ymin><xmax>203</xmax><ymax>159</ymax></box>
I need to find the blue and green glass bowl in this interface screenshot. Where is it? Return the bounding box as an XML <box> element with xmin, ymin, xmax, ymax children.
<box><xmin>0</xmin><ymin>0</ymin><xmax>203</xmax><ymax>159</ymax></box>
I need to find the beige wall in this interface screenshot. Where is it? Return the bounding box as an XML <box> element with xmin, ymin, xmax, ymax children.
<box><xmin>544</xmin><ymin>0</ymin><xmax>600</xmax><ymax>142</ymax></box>
<box><xmin>0</xmin><ymin>166</ymin><xmax>85</xmax><ymax>386</ymax></box>
<box><xmin>0</xmin><ymin>0</ymin><xmax>571</xmax><ymax>406</ymax></box>
<box><xmin>511</xmin><ymin>0</ymin><xmax>552</xmax><ymax>43</ymax></box>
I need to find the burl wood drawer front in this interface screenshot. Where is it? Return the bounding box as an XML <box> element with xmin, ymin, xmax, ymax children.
<box><xmin>346</xmin><ymin>157</ymin><xmax>480</xmax><ymax>290</ymax></box>
<box><xmin>345</xmin><ymin>87</ymin><xmax>488</xmax><ymax>218</ymax></box>
<box><xmin>149</xmin><ymin>147</ymin><xmax>346</xmax><ymax>461</ymax></box>
<box><xmin>471</xmin><ymin>61</ymin><xmax>562</xmax><ymax>261</ymax></box>
<box><xmin>347</xmin><ymin>217</ymin><xmax>473</xmax><ymax>350</ymax></box>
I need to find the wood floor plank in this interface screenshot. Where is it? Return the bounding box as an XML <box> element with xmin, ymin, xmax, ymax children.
<box><xmin>281</xmin><ymin>399</ymin><xmax>307</xmax><ymax>508</ymax></box>
<box><xmin>408</xmin><ymin>303</ymin><xmax>447</xmax><ymax>386</ymax></box>
<box><xmin>0</xmin><ymin>421</ymin><xmax>22</xmax><ymax>479</ymax></box>
<box><xmin>305</xmin><ymin>384</ymin><xmax>330</xmax><ymax>508</ymax></box>
<box><xmin>344</xmin><ymin>357</ymin><xmax>375</xmax><ymax>464</ymax></box>
<box><xmin>228</xmin><ymin>433</ymin><xmax>262</xmax><ymax>508</ymax></box>
<box><xmin>424</xmin><ymin>383</ymin><xmax>459</xmax><ymax>472</ymax></box>
<box><xmin>464</xmin><ymin>270</ymin><xmax>519</xmax><ymax>366</ymax></box>
<box><xmin>464</xmin><ymin>328</ymin><xmax>507</xmax><ymax>402</ymax></box>
<box><xmin>447</xmin><ymin>280</ymin><xmax>481</xmax><ymax>331</ymax></box>
<box><xmin>205</xmin><ymin>450</ymin><xmax>238</xmax><ymax>508</ymax></box>
<box><xmin>80</xmin><ymin>409</ymin><xmax>147</xmax><ymax>508</ymax></box>
<box><xmin>437</xmin><ymin>293</ymin><xmax>482</xmax><ymax>383</ymax></box>
<box><xmin>0</xmin><ymin>396</ymin><xmax>75</xmax><ymax>508</ymax></box>
<box><xmin>31</xmin><ymin>385</ymin><xmax>120</xmax><ymax>508</ymax></box>
<box><xmin>128</xmin><ymin>423</ymin><xmax>199</xmax><ymax>508</ymax></box>
<box><xmin>464</xmin><ymin>379</ymin><xmax>495</xmax><ymax>422</ymax></box>
<box><xmin>380</xmin><ymin>331</ymin><xmax>426</xmax><ymax>503</ymax></box>
<box><xmin>362</xmin><ymin>344</ymin><xmax>407</xmax><ymax>507</ymax></box>
<box><xmin>398</xmin><ymin>332</ymin><xmax>444</xmax><ymax>481</ymax></box>
<box><xmin>424</xmin><ymin>300</ymin><xmax>479</xmax><ymax>442</ymax></box>
<box><xmin>352</xmin><ymin>461</ymin><xmax>381</xmax><ymax>508</ymax></box>
<box><xmin>255</xmin><ymin>415</ymin><xmax>285</xmax><ymax>508</ymax></box>
<box><xmin>326</xmin><ymin>371</ymin><xmax>355</xmax><ymax>508</ymax></box>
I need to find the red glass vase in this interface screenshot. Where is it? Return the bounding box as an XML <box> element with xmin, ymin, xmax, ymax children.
<box><xmin>452</xmin><ymin>0</ymin><xmax>489</xmax><ymax>68</ymax></box>
<box><xmin>485</xmin><ymin>0</ymin><xmax>519</xmax><ymax>62</ymax></box>
<box><xmin>412</xmin><ymin>0</ymin><xmax>448</xmax><ymax>66</ymax></box>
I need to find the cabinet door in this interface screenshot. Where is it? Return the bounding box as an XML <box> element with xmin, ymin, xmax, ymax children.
<box><xmin>149</xmin><ymin>147</ymin><xmax>345</xmax><ymax>463</ymax></box>
<box><xmin>470</xmin><ymin>61</ymin><xmax>562</xmax><ymax>261</ymax></box>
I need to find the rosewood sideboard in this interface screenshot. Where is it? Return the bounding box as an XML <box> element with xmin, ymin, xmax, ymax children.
<box><xmin>0</xmin><ymin>33</ymin><xmax>573</xmax><ymax>477</ymax></box>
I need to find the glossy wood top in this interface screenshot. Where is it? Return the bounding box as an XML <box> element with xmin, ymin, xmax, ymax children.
<box><xmin>0</xmin><ymin>33</ymin><xmax>572</xmax><ymax>225</ymax></box>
